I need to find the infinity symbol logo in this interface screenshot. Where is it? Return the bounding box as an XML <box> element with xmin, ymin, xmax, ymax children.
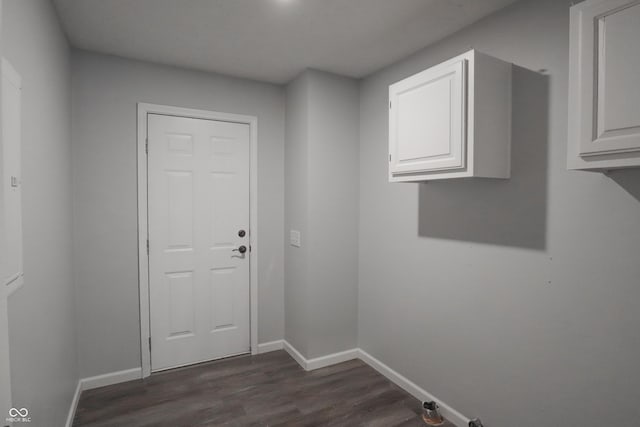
<box><xmin>9</xmin><ymin>407</ymin><xmax>29</xmax><ymax>417</ymax></box>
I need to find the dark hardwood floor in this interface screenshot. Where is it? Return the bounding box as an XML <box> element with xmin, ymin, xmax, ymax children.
<box><xmin>73</xmin><ymin>350</ymin><xmax>455</xmax><ymax>427</ymax></box>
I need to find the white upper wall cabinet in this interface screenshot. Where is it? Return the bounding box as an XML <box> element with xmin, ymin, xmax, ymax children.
<box><xmin>389</xmin><ymin>49</ymin><xmax>511</xmax><ymax>182</ymax></box>
<box><xmin>568</xmin><ymin>0</ymin><xmax>640</xmax><ymax>170</ymax></box>
<box><xmin>1</xmin><ymin>58</ymin><xmax>23</xmax><ymax>296</ymax></box>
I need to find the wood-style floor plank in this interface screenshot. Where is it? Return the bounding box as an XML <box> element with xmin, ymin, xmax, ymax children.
<box><xmin>73</xmin><ymin>350</ymin><xmax>455</xmax><ymax>427</ymax></box>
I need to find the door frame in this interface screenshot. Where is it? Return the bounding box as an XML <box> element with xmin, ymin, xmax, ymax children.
<box><xmin>137</xmin><ymin>102</ymin><xmax>259</xmax><ymax>378</ymax></box>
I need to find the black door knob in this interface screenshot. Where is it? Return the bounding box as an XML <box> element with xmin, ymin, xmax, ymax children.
<box><xmin>238</xmin><ymin>230</ymin><xmax>246</xmax><ymax>237</ymax></box>
<box><xmin>233</xmin><ymin>245</ymin><xmax>247</xmax><ymax>254</ymax></box>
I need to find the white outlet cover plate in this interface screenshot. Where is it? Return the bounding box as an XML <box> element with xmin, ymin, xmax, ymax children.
<box><xmin>290</xmin><ymin>230</ymin><xmax>301</xmax><ymax>248</ymax></box>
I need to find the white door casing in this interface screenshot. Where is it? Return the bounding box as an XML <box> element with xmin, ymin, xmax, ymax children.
<box><xmin>138</xmin><ymin>104</ymin><xmax>258</xmax><ymax>377</ymax></box>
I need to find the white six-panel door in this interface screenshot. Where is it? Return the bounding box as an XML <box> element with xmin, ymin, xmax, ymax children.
<box><xmin>148</xmin><ymin>114</ymin><xmax>250</xmax><ymax>371</ymax></box>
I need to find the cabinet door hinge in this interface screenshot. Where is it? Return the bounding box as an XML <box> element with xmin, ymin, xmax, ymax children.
<box><xmin>146</xmin><ymin>238</ymin><xmax>149</xmax><ymax>254</ymax></box>
<box><xmin>389</xmin><ymin>154</ymin><xmax>392</xmax><ymax>162</ymax></box>
<box><xmin>145</xmin><ymin>138</ymin><xmax>149</xmax><ymax>154</ymax></box>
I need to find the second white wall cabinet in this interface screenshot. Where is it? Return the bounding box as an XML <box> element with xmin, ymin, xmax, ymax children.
<box><xmin>567</xmin><ymin>0</ymin><xmax>640</xmax><ymax>171</ymax></box>
<box><xmin>388</xmin><ymin>49</ymin><xmax>511</xmax><ymax>182</ymax></box>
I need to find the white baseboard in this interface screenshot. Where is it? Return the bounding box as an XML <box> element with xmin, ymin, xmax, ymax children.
<box><xmin>64</xmin><ymin>380</ymin><xmax>82</xmax><ymax>427</ymax></box>
<box><xmin>283</xmin><ymin>340</ymin><xmax>308</xmax><ymax>369</ymax></box>
<box><xmin>307</xmin><ymin>348</ymin><xmax>360</xmax><ymax>370</ymax></box>
<box><xmin>80</xmin><ymin>367</ymin><xmax>142</xmax><ymax>391</ymax></box>
<box><xmin>283</xmin><ymin>340</ymin><xmax>359</xmax><ymax>371</ymax></box>
<box><xmin>66</xmin><ymin>367</ymin><xmax>143</xmax><ymax>426</ymax></box>
<box><xmin>257</xmin><ymin>340</ymin><xmax>284</xmax><ymax>354</ymax></box>
<box><xmin>357</xmin><ymin>349</ymin><xmax>469</xmax><ymax>427</ymax></box>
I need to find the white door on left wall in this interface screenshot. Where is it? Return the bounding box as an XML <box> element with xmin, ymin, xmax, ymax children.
<box><xmin>147</xmin><ymin>114</ymin><xmax>251</xmax><ymax>372</ymax></box>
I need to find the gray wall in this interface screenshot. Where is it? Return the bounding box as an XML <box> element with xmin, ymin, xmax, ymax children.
<box><xmin>285</xmin><ymin>70</ymin><xmax>359</xmax><ymax>359</ymax></box>
<box><xmin>71</xmin><ymin>51</ymin><xmax>285</xmax><ymax>377</ymax></box>
<box><xmin>284</xmin><ymin>73</ymin><xmax>310</xmax><ymax>355</ymax></box>
<box><xmin>0</xmin><ymin>2</ymin><xmax>9</xmax><ymax>418</ymax></box>
<box><xmin>358</xmin><ymin>0</ymin><xmax>640</xmax><ymax>426</ymax></box>
<box><xmin>305</xmin><ymin>71</ymin><xmax>359</xmax><ymax>358</ymax></box>
<box><xmin>3</xmin><ymin>0</ymin><xmax>78</xmax><ymax>426</ymax></box>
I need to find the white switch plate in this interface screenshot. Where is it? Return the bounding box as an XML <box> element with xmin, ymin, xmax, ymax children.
<box><xmin>290</xmin><ymin>230</ymin><xmax>301</xmax><ymax>248</ymax></box>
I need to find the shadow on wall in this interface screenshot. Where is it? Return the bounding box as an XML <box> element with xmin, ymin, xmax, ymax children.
<box><xmin>418</xmin><ymin>66</ymin><xmax>549</xmax><ymax>250</ymax></box>
<box><xmin>608</xmin><ymin>169</ymin><xmax>640</xmax><ymax>202</ymax></box>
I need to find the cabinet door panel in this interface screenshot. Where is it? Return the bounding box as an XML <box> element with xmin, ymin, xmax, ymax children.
<box><xmin>578</xmin><ymin>0</ymin><xmax>640</xmax><ymax>156</ymax></box>
<box><xmin>390</xmin><ymin>59</ymin><xmax>466</xmax><ymax>174</ymax></box>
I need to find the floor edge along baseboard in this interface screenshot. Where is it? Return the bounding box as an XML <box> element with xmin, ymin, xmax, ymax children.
<box><xmin>283</xmin><ymin>340</ymin><xmax>359</xmax><ymax>371</ymax></box>
<box><xmin>283</xmin><ymin>341</ymin><xmax>470</xmax><ymax>427</ymax></box>
<box><xmin>64</xmin><ymin>381</ymin><xmax>82</xmax><ymax>427</ymax></box>
<box><xmin>66</xmin><ymin>367</ymin><xmax>143</xmax><ymax>427</ymax></box>
<box><xmin>66</xmin><ymin>347</ymin><xmax>469</xmax><ymax>427</ymax></box>
<box><xmin>357</xmin><ymin>349</ymin><xmax>469</xmax><ymax>427</ymax></box>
